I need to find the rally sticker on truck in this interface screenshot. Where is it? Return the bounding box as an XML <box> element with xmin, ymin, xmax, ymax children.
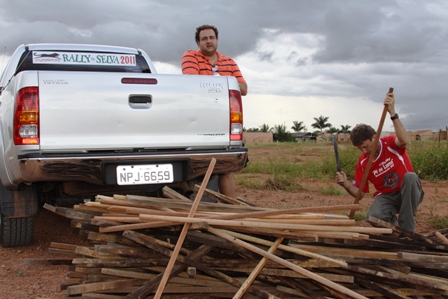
<box><xmin>32</xmin><ymin>51</ymin><xmax>136</xmax><ymax>66</ymax></box>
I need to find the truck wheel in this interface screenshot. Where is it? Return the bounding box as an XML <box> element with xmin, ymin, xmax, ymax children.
<box><xmin>0</xmin><ymin>213</ymin><xmax>34</xmax><ymax>247</ymax></box>
<box><xmin>0</xmin><ymin>183</ymin><xmax>38</xmax><ymax>247</ymax></box>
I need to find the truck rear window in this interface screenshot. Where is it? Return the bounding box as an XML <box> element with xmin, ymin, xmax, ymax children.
<box><xmin>15</xmin><ymin>50</ymin><xmax>151</xmax><ymax>74</ymax></box>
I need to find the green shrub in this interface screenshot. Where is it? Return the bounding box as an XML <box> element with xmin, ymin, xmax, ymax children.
<box><xmin>243</xmin><ymin>141</ymin><xmax>448</xmax><ymax>184</ymax></box>
<box><xmin>408</xmin><ymin>142</ymin><xmax>448</xmax><ymax>180</ymax></box>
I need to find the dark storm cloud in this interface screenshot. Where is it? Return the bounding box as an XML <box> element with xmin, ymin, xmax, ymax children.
<box><xmin>0</xmin><ymin>0</ymin><xmax>447</xmax><ymax>130</ymax></box>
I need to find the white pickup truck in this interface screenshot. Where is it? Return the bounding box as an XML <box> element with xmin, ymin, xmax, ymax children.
<box><xmin>0</xmin><ymin>43</ymin><xmax>248</xmax><ymax>246</ymax></box>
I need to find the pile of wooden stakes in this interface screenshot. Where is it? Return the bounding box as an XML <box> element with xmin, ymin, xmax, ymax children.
<box><xmin>34</xmin><ymin>160</ymin><xmax>448</xmax><ymax>299</ymax></box>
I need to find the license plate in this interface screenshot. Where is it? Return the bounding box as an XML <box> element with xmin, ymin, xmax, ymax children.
<box><xmin>116</xmin><ymin>164</ymin><xmax>174</xmax><ymax>185</ymax></box>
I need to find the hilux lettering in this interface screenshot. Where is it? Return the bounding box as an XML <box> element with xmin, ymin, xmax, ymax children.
<box><xmin>42</xmin><ymin>79</ymin><xmax>68</xmax><ymax>84</ymax></box>
<box><xmin>200</xmin><ymin>82</ymin><xmax>224</xmax><ymax>93</ymax></box>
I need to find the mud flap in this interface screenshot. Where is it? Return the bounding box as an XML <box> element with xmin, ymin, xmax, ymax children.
<box><xmin>188</xmin><ymin>175</ymin><xmax>219</xmax><ymax>202</ymax></box>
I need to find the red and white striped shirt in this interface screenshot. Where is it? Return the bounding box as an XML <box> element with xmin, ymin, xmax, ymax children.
<box><xmin>181</xmin><ymin>50</ymin><xmax>246</xmax><ymax>84</ymax></box>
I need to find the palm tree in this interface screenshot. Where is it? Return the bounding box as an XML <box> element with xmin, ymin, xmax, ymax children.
<box><xmin>326</xmin><ymin>127</ymin><xmax>338</xmax><ymax>134</ymax></box>
<box><xmin>339</xmin><ymin>124</ymin><xmax>352</xmax><ymax>133</ymax></box>
<box><xmin>291</xmin><ymin>121</ymin><xmax>307</xmax><ymax>132</ymax></box>
<box><xmin>273</xmin><ymin>124</ymin><xmax>293</xmax><ymax>142</ymax></box>
<box><xmin>259</xmin><ymin>123</ymin><xmax>273</xmax><ymax>133</ymax></box>
<box><xmin>311</xmin><ymin>116</ymin><xmax>332</xmax><ymax>133</ymax></box>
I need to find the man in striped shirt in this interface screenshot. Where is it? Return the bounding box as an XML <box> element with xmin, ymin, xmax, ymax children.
<box><xmin>181</xmin><ymin>24</ymin><xmax>247</xmax><ymax>96</ymax></box>
<box><xmin>181</xmin><ymin>24</ymin><xmax>248</xmax><ymax>198</ymax></box>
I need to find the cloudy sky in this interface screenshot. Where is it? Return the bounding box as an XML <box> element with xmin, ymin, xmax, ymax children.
<box><xmin>1</xmin><ymin>0</ymin><xmax>447</xmax><ymax>132</ymax></box>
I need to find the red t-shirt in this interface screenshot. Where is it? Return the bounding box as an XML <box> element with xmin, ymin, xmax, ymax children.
<box><xmin>181</xmin><ymin>50</ymin><xmax>246</xmax><ymax>84</ymax></box>
<box><xmin>353</xmin><ymin>135</ymin><xmax>414</xmax><ymax>197</ymax></box>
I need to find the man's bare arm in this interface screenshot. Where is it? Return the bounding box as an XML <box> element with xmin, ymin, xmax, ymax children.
<box><xmin>385</xmin><ymin>92</ymin><xmax>408</xmax><ymax>148</ymax></box>
<box><xmin>239</xmin><ymin>82</ymin><xmax>248</xmax><ymax>96</ymax></box>
<box><xmin>336</xmin><ymin>171</ymin><xmax>365</xmax><ymax>199</ymax></box>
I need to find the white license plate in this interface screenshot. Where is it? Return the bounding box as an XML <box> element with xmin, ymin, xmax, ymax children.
<box><xmin>116</xmin><ymin>164</ymin><xmax>174</xmax><ymax>185</ymax></box>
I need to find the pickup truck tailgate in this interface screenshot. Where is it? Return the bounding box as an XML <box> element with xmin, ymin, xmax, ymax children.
<box><xmin>38</xmin><ymin>72</ymin><xmax>232</xmax><ymax>151</ymax></box>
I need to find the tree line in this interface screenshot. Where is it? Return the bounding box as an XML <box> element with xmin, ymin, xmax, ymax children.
<box><xmin>244</xmin><ymin>115</ymin><xmax>352</xmax><ymax>142</ymax></box>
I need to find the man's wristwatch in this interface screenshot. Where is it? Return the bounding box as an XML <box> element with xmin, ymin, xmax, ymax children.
<box><xmin>390</xmin><ymin>113</ymin><xmax>399</xmax><ymax>120</ymax></box>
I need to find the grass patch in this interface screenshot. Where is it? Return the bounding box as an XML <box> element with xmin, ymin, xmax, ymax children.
<box><xmin>246</xmin><ymin>141</ymin><xmax>448</xmax><ymax>182</ymax></box>
<box><xmin>427</xmin><ymin>216</ymin><xmax>448</xmax><ymax>229</ymax></box>
<box><xmin>317</xmin><ymin>184</ymin><xmax>347</xmax><ymax>196</ymax></box>
<box><xmin>236</xmin><ymin>173</ymin><xmax>303</xmax><ymax>192</ymax></box>
<box><xmin>352</xmin><ymin>210</ymin><xmax>368</xmax><ymax>221</ymax></box>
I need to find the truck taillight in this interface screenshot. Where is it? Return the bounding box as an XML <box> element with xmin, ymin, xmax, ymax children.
<box><xmin>14</xmin><ymin>87</ymin><xmax>39</xmax><ymax>145</ymax></box>
<box><xmin>229</xmin><ymin>90</ymin><xmax>243</xmax><ymax>141</ymax></box>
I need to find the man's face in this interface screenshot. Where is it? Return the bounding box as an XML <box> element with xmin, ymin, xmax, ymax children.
<box><xmin>357</xmin><ymin>135</ymin><xmax>376</xmax><ymax>155</ymax></box>
<box><xmin>197</xmin><ymin>28</ymin><xmax>218</xmax><ymax>55</ymax></box>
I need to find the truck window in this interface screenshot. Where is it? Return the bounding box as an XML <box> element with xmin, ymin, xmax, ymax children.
<box><xmin>15</xmin><ymin>51</ymin><xmax>152</xmax><ymax>74</ymax></box>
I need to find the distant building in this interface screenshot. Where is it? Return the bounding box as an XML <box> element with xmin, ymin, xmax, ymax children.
<box><xmin>290</xmin><ymin>132</ymin><xmax>316</xmax><ymax>142</ymax></box>
<box><xmin>243</xmin><ymin>132</ymin><xmax>273</xmax><ymax>144</ymax></box>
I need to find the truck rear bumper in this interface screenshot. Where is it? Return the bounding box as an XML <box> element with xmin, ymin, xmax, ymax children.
<box><xmin>17</xmin><ymin>149</ymin><xmax>248</xmax><ymax>187</ymax></box>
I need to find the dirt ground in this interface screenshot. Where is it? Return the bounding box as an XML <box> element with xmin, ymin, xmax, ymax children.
<box><xmin>1</xmin><ymin>144</ymin><xmax>447</xmax><ymax>298</ymax></box>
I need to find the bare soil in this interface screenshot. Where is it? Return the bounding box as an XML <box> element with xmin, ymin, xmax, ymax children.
<box><xmin>1</xmin><ymin>144</ymin><xmax>447</xmax><ymax>298</ymax></box>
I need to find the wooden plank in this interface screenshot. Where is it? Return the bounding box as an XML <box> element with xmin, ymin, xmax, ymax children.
<box><xmin>233</xmin><ymin>237</ymin><xmax>284</xmax><ymax>298</ymax></box>
<box><xmin>435</xmin><ymin>231</ymin><xmax>448</xmax><ymax>245</ymax></box>
<box><xmin>213</xmin><ymin>267</ymin><xmax>354</xmax><ymax>283</ymax></box>
<box><xmin>98</xmin><ymin>221</ymin><xmax>179</xmax><ymax>233</ymax></box>
<box><xmin>348</xmin><ymin>265</ymin><xmax>448</xmax><ymax>292</ymax></box>
<box><xmin>224</xmin><ymin>230</ymin><xmax>348</xmax><ymax>267</ymax></box>
<box><xmin>72</xmin><ymin>257</ymin><xmax>168</xmax><ymax>268</ymax></box>
<box><xmin>162</xmin><ymin>186</ymin><xmax>192</xmax><ymax>201</ymax></box>
<box><xmin>398</xmin><ymin>252</ymin><xmax>448</xmax><ymax>263</ymax></box>
<box><xmin>66</xmin><ymin>279</ymin><xmax>143</xmax><ymax>295</ymax></box>
<box><xmin>193</xmin><ymin>184</ymin><xmax>247</xmax><ymax>205</ymax></box>
<box><xmin>98</xmin><ymin>245</ymin><xmax>161</xmax><ymax>259</ymax></box>
<box><xmin>290</xmin><ymin>243</ymin><xmax>398</xmax><ymax>260</ymax></box>
<box><xmin>221</xmin><ymin>225</ymin><xmax>369</xmax><ymax>241</ymax></box>
<box><xmin>122</xmin><ymin>230</ymin><xmax>191</xmax><ymax>257</ymax></box>
<box><xmin>207</xmin><ymin>226</ymin><xmax>368</xmax><ymax>299</ymax></box>
<box><xmin>50</xmin><ymin>242</ymin><xmax>78</xmax><ymax>252</ymax></box>
<box><xmin>207</xmin><ymin>204</ymin><xmax>361</xmax><ymax>221</ymax></box>
<box><xmin>368</xmin><ymin>216</ymin><xmax>448</xmax><ymax>250</ymax></box>
<box><xmin>138</xmin><ymin>214</ymin><xmax>393</xmax><ymax>234</ymax></box>
<box><xmin>74</xmin><ymin>246</ymin><xmax>122</xmax><ymax>259</ymax></box>
<box><xmin>356</xmin><ymin>277</ymin><xmax>418</xmax><ymax>299</ymax></box>
<box><xmin>100</xmin><ymin>196</ymin><xmax>268</xmax><ymax>213</ymax></box>
<box><xmin>122</xmin><ymin>244</ymin><xmax>215</xmax><ymax>299</ymax></box>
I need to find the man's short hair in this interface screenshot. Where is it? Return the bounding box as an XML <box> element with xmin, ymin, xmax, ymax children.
<box><xmin>195</xmin><ymin>24</ymin><xmax>219</xmax><ymax>42</ymax></box>
<box><xmin>350</xmin><ymin>124</ymin><xmax>376</xmax><ymax>146</ymax></box>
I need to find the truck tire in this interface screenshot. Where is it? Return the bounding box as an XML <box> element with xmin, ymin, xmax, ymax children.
<box><xmin>0</xmin><ymin>213</ymin><xmax>34</xmax><ymax>247</ymax></box>
<box><xmin>0</xmin><ymin>183</ymin><xmax>38</xmax><ymax>247</ymax></box>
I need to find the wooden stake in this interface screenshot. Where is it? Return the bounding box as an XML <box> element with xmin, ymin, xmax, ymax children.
<box><xmin>349</xmin><ymin>87</ymin><xmax>393</xmax><ymax>219</ymax></box>
<box><xmin>152</xmin><ymin>158</ymin><xmax>216</xmax><ymax>299</ymax></box>
<box><xmin>435</xmin><ymin>232</ymin><xmax>448</xmax><ymax>245</ymax></box>
<box><xmin>233</xmin><ymin>237</ymin><xmax>283</xmax><ymax>299</ymax></box>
